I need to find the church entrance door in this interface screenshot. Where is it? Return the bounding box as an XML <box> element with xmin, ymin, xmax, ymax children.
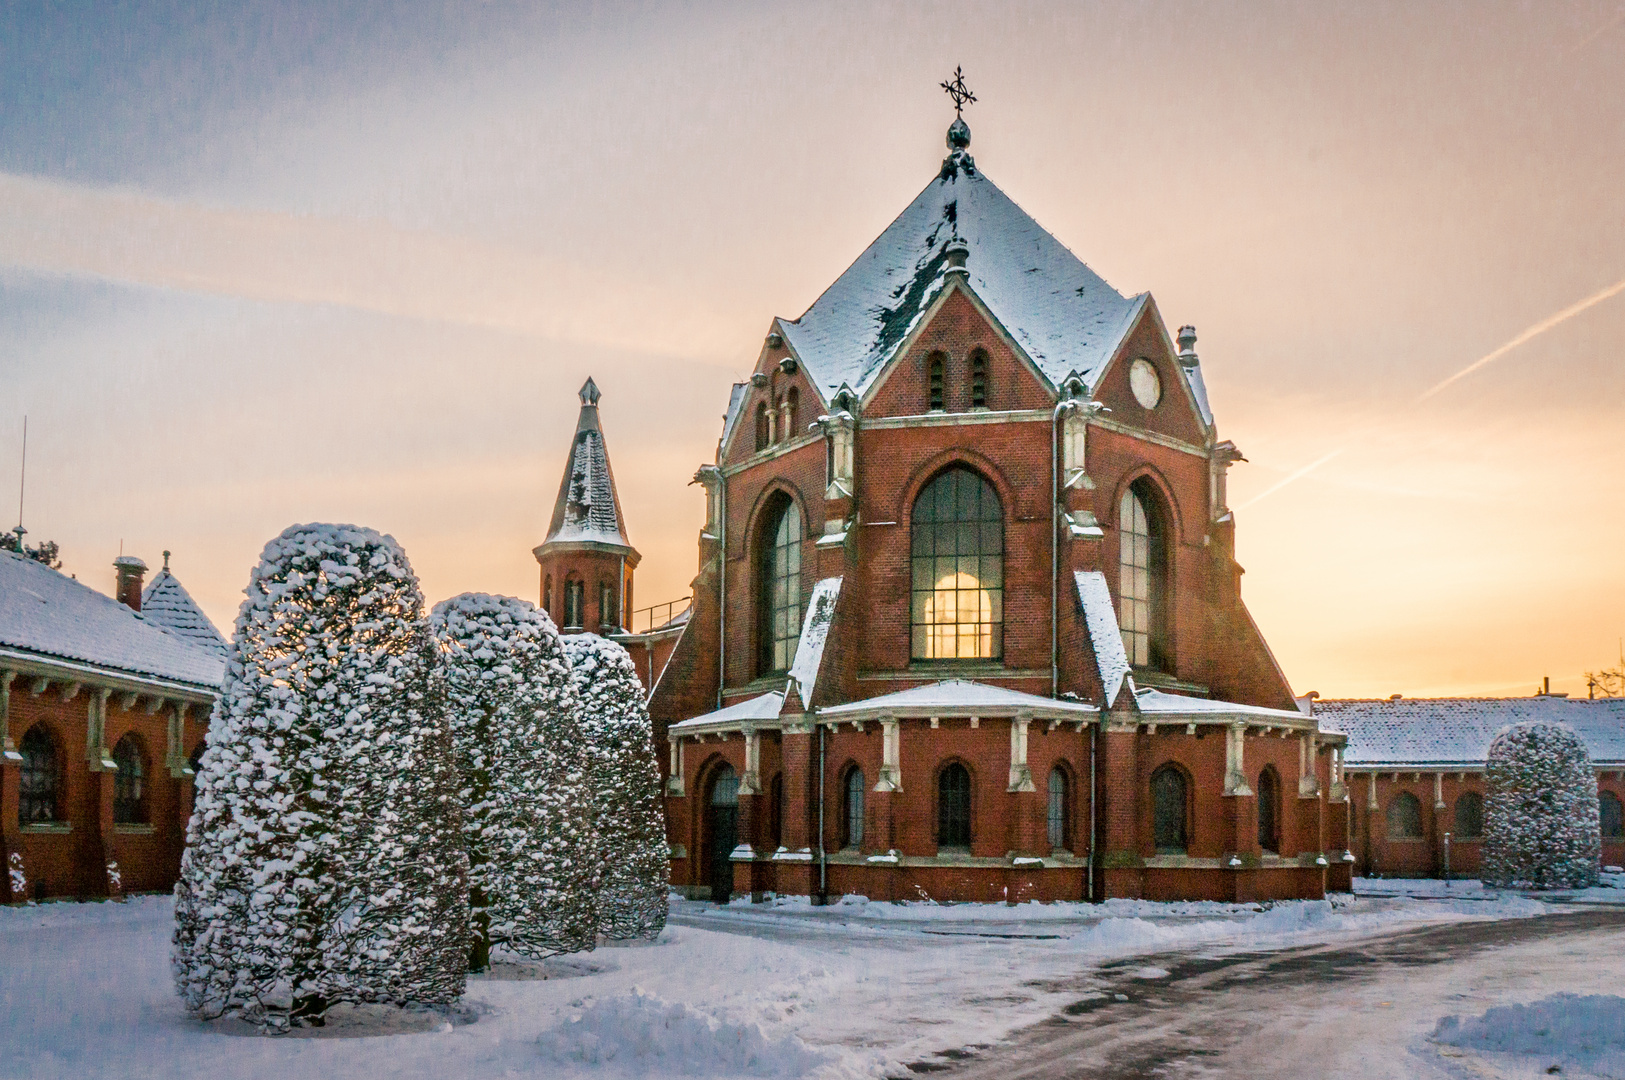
<box><xmin>706</xmin><ymin>765</ymin><xmax>740</xmax><ymax>904</ymax></box>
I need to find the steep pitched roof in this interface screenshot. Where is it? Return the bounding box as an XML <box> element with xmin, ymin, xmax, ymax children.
<box><xmin>776</xmin><ymin>134</ymin><xmax>1145</xmax><ymax>406</ymax></box>
<box><xmin>141</xmin><ymin>563</ymin><xmax>229</xmax><ymax>659</ymax></box>
<box><xmin>1318</xmin><ymin>697</ymin><xmax>1625</xmax><ymax>767</ymax></box>
<box><xmin>0</xmin><ymin>549</ymin><xmax>225</xmax><ymax>689</ymax></box>
<box><xmin>543</xmin><ymin>377</ymin><xmax>634</xmax><ymax>550</ymax></box>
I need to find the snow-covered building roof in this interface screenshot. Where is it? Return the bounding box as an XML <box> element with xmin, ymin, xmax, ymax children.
<box><xmin>1318</xmin><ymin>697</ymin><xmax>1625</xmax><ymax>768</ymax></box>
<box><xmin>775</xmin><ymin>128</ymin><xmax>1146</xmax><ymax>408</ymax></box>
<box><xmin>819</xmin><ymin>679</ymin><xmax>1097</xmax><ymax>720</ymax></box>
<box><xmin>0</xmin><ymin>549</ymin><xmax>225</xmax><ymax>690</ymax></box>
<box><xmin>140</xmin><ymin>561</ymin><xmax>229</xmax><ymax>659</ymax></box>
<box><xmin>1075</xmin><ymin>571</ymin><xmax>1131</xmax><ymax>707</ymax></box>
<box><xmin>543</xmin><ymin>377</ymin><xmax>634</xmax><ymax>551</ymax></box>
<box><xmin>1133</xmin><ymin>687</ymin><xmax>1309</xmax><ymax>723</ymax></box>
<box><xmin>671</xmin><ymin>691</ymin><xmax>785</xmax><ymax>731</ymax></box>
<box><xmin>787</xmin><ymin>577</ymin><xmax>841</xmax><ymax>704</ymax></box>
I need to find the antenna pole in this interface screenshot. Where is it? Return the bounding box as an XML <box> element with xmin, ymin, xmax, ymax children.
<box><xmin>15</xmin><ymin>416</ymin><xmax>25</xmax><ymax>531</ymax></box>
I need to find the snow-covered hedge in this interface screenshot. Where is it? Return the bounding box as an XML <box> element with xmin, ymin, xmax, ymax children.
<box><xmin>173</xmin><ymin>524</ymin><xmax>469</xmax><ymax>1030</ymax></box>
<box><xmin>431</xmin><ymin>593</ymin><xmax>598</xmax><ymax>966</ymax></box>
<box><xmin>564</xmin><ymin>634</ymin><xmax>668</xmax><ymax>941</ymax></box>
<box><xmin>1482</xmin><ymin>721</ymin><xmax>1600</xmax><ymax>890</ymax></box>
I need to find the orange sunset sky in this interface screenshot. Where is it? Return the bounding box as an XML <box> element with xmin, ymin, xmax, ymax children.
<box><xmin>2</xmin><ymin>1</ymin><xmax>1622</xmax><ymax>699</ymax></box>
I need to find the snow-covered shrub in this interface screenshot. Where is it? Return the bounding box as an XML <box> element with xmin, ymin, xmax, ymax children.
<box><xmin>1481</xmin><ymin>721</ymin><xmax>1600</xmax><ymax>890</ymax></box>
<box><xmin>563</xmin><ymin>634</ymin><xmax>668</xmax><ymax>941</ymax></box>
<box><xmin>173</xmin><ymin>524</ymin><xmax>469</xmax><ymax>1030</ymax></box>
<box><xmin>430</xmin><ymin>593</ymin><xmax>598</xmax><ymax>967</ymax></box>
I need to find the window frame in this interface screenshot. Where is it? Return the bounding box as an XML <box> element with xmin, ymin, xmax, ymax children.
<box><xmin>1601</xmin><ymin>791</ymin><xmax>1624</xmax><ymax>840</ymax></box>
<box><xmin>937</xmin><ymin>761</ymin><xmax>973</xmax><ymax>851</ymax></box>
<box><xmin>909</xmin><ymin>466</ymin><xmax>1005</xmax><ymax>662</ymax></box>
<box><xmin>1151</xmin><ymin>763</ymin><xmax>1189</xmax><ymax>854</ymax></box>
<box><xmin>969</xmin><ymin>348</ymin><xmax>988</xmax><ymax>409</ymax></box>
<box><xmin>1386</xmin><ymin>792</ymin><xmax>1425</xmax><ymax>840</ymax></box>
<box><xmin>756</xmin><ymin>493</ymin><xmax>804</xmax><ymax>676</ymax></box>
<box><xmin>927</xmin><ymin>352</ymin><xmax>946</xmax><ymax>411</ymax></box>
<box><xmin>841</xmin><ymin>765</ymin><xmax>865</xmax><ymax>850</ymax></box>
<box><xmin>19</xmin><ymin>725</ymin><xmax>62</xmax><ymax>825</ymax></box>
<box><xmin>1118</xmin><ymin>478</ymin><xmax>1172</xmax><ymax>672</ymax></box>
<box><xmin>563</xmin><ymin>576</ymin><xmax>585</xmax><ymax>629</ymax></box>
<box><xmin>1046</xmin><ymin>765</ymin><xmax>1072</xmax><ymax>852</ymax></box>
<box><xmin>112</xmin><ymin>733</ymin><xmax>149</xmax><ymax>825</ymax></box>
<box><xmin>1256</xmin><ymin>765</ymin><xmax>1281</xmax><ymax>854</ymax></box>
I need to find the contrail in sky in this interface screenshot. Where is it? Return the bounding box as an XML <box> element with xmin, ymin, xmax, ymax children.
<box><xmin>1415</xmin><ymin>276</ymin><xmax>1625</xmax><ymax>402</ymax></box>
<box><xmin>1241</xmin><ymin>275</ymin><xmax>1625</xmax><ymax>508</ymax></box>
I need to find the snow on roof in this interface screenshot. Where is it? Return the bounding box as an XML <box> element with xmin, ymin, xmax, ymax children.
<box><xmin>1074</xmin><ymin>571</ymin><xmax>1131</xmax><ymax>707</ymax></box>
<box><xmin>788</xmin><ymin>577</ymin><xmax>841</xmax><ymax>704</ymax></box>
<box><xmin>1182</xmin><ymin>363</ymin><xmax>1214</xmax><ymax>428</ymax></box>
<box><xmin>544</xmin><ymin>380</ymin><xmax>633</xmax><ymax>550</ymax></box>
<box><xmin>0</xmin><ymin>550</ymin><xmax>225</xmax><ymax>690</ymax></box>
<box><xmin>719</xmin><ymin>382</ymin><xmax>748</xmax><ymax>456</ymax></box>
<box><xmin>671</xmin><ymin>690</ymin><xmax>785</xmax><ymax>730</ymax></box>
<box><xmin>776</xmin><ymin>147</ymin><xmax>1145</xmax><ymax>406</ymax></box>
<box><xmin>819</xmin><ymin>679</ymin><xmax>1097</xmax><ymax>719</ymax></box>
<box><xmin>1317</xmin><ymin>697</ymin><xmax>1625</xmax><ymax>767</ymax></box>
<box><xmin>1133</xmin><ymin>687</ymin><xmax>1307</xmax><ymax>722</ymax></box>
<box><xmin>140</xmin><ymin>567</ymin><xmax>229</xmax><ymax>659</ymax></box>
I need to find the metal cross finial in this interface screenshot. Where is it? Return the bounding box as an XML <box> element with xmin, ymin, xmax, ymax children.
<box><xmin>940</xmin><ymin>66</ymin><xmax>976</xmax><ymax>117</ymax></box>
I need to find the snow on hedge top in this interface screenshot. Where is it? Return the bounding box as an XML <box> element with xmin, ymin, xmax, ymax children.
<box><xmin>1317</xmin><ymin>697</ymin><xmax>1625</xmax><ymax>768</ymax></box>
<box><xmin>544</xmin><ymin>384</ymin><xmax>632</xmax><ymax>550</ymax></box>
<box><xmin>1074</xmin><ymin>571</ymin><xmax>1130</xmax><ymax>707</ymax></box>
<box><xmin>788</xmin><ymin>577</ymin><xmax>841</xmax><ymax>704</ymax></box>
<box><xmin>776</xmin><ymin>153</ymin><xmax>1145</xmax><ymax>405</ymax></box>
<box><xmin>141</xmin><ymin>566</ymin><xmax>229</xmax><ymax>659</ymax></box>
<box><xmin>0</xmin><ymin>548</ymin><xmax>224</xmax><ymax>689</ymax></box>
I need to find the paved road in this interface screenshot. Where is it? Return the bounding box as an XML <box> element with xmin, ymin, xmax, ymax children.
<box><xmin>901</xmin><ymin>908</ymin><xmax>1625</xmax><ymax>1079</ymax></box>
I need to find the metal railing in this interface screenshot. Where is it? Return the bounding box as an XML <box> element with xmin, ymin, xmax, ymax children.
<box><xmin>627</xmin><ymin>596</ymin><xmax>692</xmax><ymax>634</ymax></box>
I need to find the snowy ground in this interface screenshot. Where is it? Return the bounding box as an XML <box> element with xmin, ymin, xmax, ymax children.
<box><xmin>0</xmin><ymin>890</ymin><xmax>1611</xmax><ymax>1080</ymax></box>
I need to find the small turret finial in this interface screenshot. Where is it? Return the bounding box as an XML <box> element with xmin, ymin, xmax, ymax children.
<box><xmin>579</xmin><ymin>377</ymin><xmax>601</xmax><ymax>406</ymax></box>
<box><xmin>162</xmin><ymin>550</ymin><xmax>171</xmax><ymax>571</ymax></box>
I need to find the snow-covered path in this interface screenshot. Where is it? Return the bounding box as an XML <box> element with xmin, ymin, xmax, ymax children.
<box><xmin>942</xmin><ymin>909</ymin><xmax>1625</xmax><ymax>1079</ymax></box>
<box><xmin>0</xmin><ymin>892</ymin><xmax>1599</xmax><ymax>1079</ymax></box>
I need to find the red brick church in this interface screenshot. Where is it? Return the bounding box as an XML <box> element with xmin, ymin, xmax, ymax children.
<box><xmin>544</xmin><ymin>109</ymin><xmax>1354</xmax><ymax>904</ymax></box>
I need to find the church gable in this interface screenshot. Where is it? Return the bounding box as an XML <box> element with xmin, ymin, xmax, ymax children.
<box><xmin>719</xmin><ymin>335</ymin><xmax>823</xmax><ymax>470</ymax></box>
<box><xmin>1090</xmin><ymin>304</ymin><xmax>1210</xmax><ymax>448</ymax></box>
<box><xmin>863</xmin><ymin>285</ymin><xmax>1055</xmax><ymax>418</ymax></box>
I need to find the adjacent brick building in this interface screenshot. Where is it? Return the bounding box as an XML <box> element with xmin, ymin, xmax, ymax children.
<box><xmin>0</xmin><ymin>545</ymin><xmax>224</xmax><ymax>900</ymax></box>
<box><xmin>634</xmin><ymin>115</ymin><xmax>1355</xmax><ymax>904</ymax></box>
<box><xmin>1317</xmin><ymin>696</ymin><xmax>1625</xmax><ymax>879</ymax></box>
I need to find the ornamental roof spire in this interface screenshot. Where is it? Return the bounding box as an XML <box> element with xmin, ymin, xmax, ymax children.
<box><xmin>939</xmin><ymin>66</ymin><xmax>976</xmax><ymax>179</ymax></box>
<box><xmin>542</xmin><ymin>376</ymin><xmax>634</xmax><ymax>552</ymax></box>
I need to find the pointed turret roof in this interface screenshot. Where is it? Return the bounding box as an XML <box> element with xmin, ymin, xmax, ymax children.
<box><xmin>775</xmin><ymin>121</ymin><xmax>1148</xmax><ymax>406</ymax></box>
<box><xmin>542</xmin><ymin>378</ymin><xmax>635</xmax><ymax>551</ymax></box>
<box><xmin>141</xmin><ymin>553</ymin><xmax>230</xmax><ymax>659</ymax></box>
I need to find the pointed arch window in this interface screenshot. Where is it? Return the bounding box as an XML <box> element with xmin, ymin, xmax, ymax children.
<box><xmin>910</xmin><ymin>467</ymin><xmax>1003</xmax><ymax>660</ymax></box>
<box><xmin>758</xmin><ymin>495</ymin><xmax>803</xmax><ymax>675</ymax></box>
<box><xmin>970</xmin><ymin>349</ymin><xmax>988</xmax><ymax>409</ymax></box>
<box><xmin>1047</xmin><ymin>767</ymin><xmax>1071</xmax><ymax>852</ymax></box>
<box><xmin>19</xmin><ymin>726</ymin><xmax>61</xmax><ymax>824</ymax></box>
<box><xmin>927</xmin><ymin>352</ymin><xmax>946</xmax><ymax>411</ymax></box>
<box><xmin>599</xmin><ymin>580</ymin><xmax>618</xmax><ymax>630</ymax></box>
<box><xmin>1257</xmin><ymin>766</ymin><xmax>1280</xmax><ymax>854</ymax></box>
<box><xmin>755</xmin><ymin>401</ymin><xmax>771</xmax><ymax>452</ymax></box>
<box><xmin>542</xmin><ymin>574</ymin><xmax>553</xmax><ymax>617</ymax></box>
<box><xmin>1151</xmin><ymin>765</ymin><xmax>1188</xmax><ymax>854</ymax></box>
<box><xmin>938</xmin><ymin>763</ymin><xmax>972</xmax><ymax>849</ymax></box>
<box><xmin>842</xmin><ymin>766</ymin><xmax>865</xmax><ymax>849</ymax></box>
<box><xmin>113</xmin><ymin>734</ymin><xmax>148</xmax><ymax>825</ymax></box>
<box><xmin>1119</xmin><ymin>479</ymin><xmax>1171</xmax><ymax>671</ymax></box>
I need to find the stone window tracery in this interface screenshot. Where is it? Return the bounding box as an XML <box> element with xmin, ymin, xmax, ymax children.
<box><xmin>910</xmin><ymin>467</ymin><xmax>1003</xmax><ymax>661</ymax></box>
<box><xmin>1119</xmin><ymin>479</ymin><xmax>1170</xmax><ymax>671</ymax></box>
<box><xmin>758</xmin><ymin>495</ymin><xmax>803</xmax><ymax>675</ymax></box>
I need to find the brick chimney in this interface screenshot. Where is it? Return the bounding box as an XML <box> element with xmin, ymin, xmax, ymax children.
<box><xmin>114</xmin><ymin>555</ymin><xmax>148</xmax><ymax>612</ymax></box>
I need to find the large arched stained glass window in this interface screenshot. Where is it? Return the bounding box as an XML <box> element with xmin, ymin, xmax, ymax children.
<box><xmin>1119</xmin><ymin>479</ymin><xmax>1170</xmax><ymax>670</ymax></box>
<box><xmin>911</xmin><ymin>468</ymin><xmax>1003</xmax><ymax>660</ymax></box>
<box><xmin>758</xmin><ymin>495</ymin><xmax>803</xmax><ymax>675</ymax></box>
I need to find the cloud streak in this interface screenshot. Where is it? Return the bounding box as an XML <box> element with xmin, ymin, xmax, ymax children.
<box><xmin>0</xmin><ymin>172</ymin><xmax>745</xmax><ymax>364</ymax></box>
